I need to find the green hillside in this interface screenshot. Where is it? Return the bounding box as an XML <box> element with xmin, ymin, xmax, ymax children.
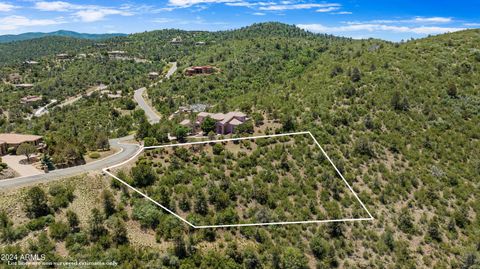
<box><xmin>0</xmin><ymin>23</ymin><xmax>479</xmax><ymax>268</ymax></box>
<box><xmin>0</xmin><ymin>30</ymin><xmax>126</xmax><ymax>43</ymax></box>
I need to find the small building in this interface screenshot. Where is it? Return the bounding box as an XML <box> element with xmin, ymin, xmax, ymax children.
<box><xmin>23</xmin><ymin>60</ymin><xmax>39</xmax><ymax>65</ymax></box>
<box><xmin>56</xmin><ymin>53</ymin><xmax>72</xmax><ymax>60</ymax></box>
<box><xmin>0</xmin><ymin>133</ymin><xmax>43</xmax><ymax>155</ymax></box>
<box><xmin>149</xmin><ymin>72</ymin><xmax>160</xmax><ymax>79</ymax></box>
<box><xmin>14</xmin><ymin>84</ymin><xmax>35</xmax><ymax>89</ymax></box>
<box><xmin>185</xmin><ymin>66</ymin><xmax>215</xmax><ymax>76</ymax></box>
<box><xmin>108</xmin><ymin>51</ymin><xmax>127</xmax><ymax>60</ymax></box>
<box><xmin>195</xmin><ymin>41</ymin><xmax>206</xmax><ymax>46</ymax></box>
<box><xmin>196</xmin><ymin>111</ymin><xmax>247</xmax><ymax>134</ymax></box>
<box><xmin>20</xmin><ymin>95</ymin><xmax>42</xmax><ymax>104</ymax></box>
<box><xmin>171</xmin><ymin>36</ymin><xmax>183</xmax><ymax>45</ymax></box>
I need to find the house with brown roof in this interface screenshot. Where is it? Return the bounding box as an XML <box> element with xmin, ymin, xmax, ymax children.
<box><xmin>185</xmin><ymin>66</ymin><xmax>216</xmax><ymax>76</ymax></box>
<box><xmin>196</xmin><ymin>112</ymin><xmax>247</xmax><ymax>134</ymax></box>
<box><xmin>0</xmin><ymin>133</ymin><xmax>43</xmax><ymax>155</ymax></box>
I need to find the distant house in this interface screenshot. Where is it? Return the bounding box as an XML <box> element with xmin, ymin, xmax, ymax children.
<box><xmin>56</xmin><ymin>53</ymin><xmax>72</xmax><ymax>60</ymax></box>
<box><xmin>14</xmin><ymin>84</ymin><xmax>35</xmax><ymax>89</ymax></box>
<box><xmin>108</xmin><ymin>51</ymin><xmax>127</xmax><ymax>60</ymax></box>
<box><xmin>185</xmin><ymin>66</ymin><xmax>216</xmax><ymax>76</ymax></box>
<box><xmin>171</xmin><ymin>36</ymin><xmax>183</xmax><ymax>45</ymax></box>
<box><xmin>20</xmin><ymin>95</ymin><xmax>42</xmax><ymax>104</ymax></box>
<box><xmin>0</xmin><ymin>133</ymin><xmax>43</xmax><ymax>155</ymax></box>
<box><xmin>195</xmin><ymin>41</ymin><xmax>206</xmax><ymax>46</ymax></box>
<box><xmin>148</xmin><ymin>72</ymin><xmax>160</xmax><ymax>79</ymax></box>
<box><xmin>23</xmin><ymin>60</ymin><xmax>39</xmax><ymax>65</ymax></box>
<box><xmin>196</xmin><ymin>112</ymin><xmax>247</xmax><ymax>134</ymax></box>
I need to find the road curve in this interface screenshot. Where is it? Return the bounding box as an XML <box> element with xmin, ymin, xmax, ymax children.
<box><xmin>134</xmin><ymin>87</ymin><xmax>161</xmax><ymax>123</ymax></box>
<box><xmin>134</xmin><ymin>62</ymin><xmax>177</xmax><ymax>124</ymax></box>
<box><xmin>0</xmin><ymin>135</ymin><xmax>139</xmax><ymax>190</ymax></box>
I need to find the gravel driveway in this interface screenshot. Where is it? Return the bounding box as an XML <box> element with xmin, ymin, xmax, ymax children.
<box><xmin>1</xmin><ymin>155</ymin><xmax>44</xmax><ymax>177</ymax></box>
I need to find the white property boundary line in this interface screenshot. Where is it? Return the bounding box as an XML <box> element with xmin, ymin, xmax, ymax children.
<box><xmin>103</xmin><ymin>131</ymin><xmax>374</xmax><ymax>229</ymax></box>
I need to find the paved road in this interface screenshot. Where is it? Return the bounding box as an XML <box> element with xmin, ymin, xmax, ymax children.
<box><xmin>0</xmin><ymin>135</ymin><xmax>140</xmax><ymax>190</ymax></box>
<box><xmin>165</xmin><ymin>62</ymin><xmax>177</xmax><ymax>79</ymax></box>
<box><xmin>134</xmin><ymin>87</ymin><xmax>161</xmax><ymax>123</ymax></box>
<box><xmin>134</xmin><ymin>62</ymin><xmax>177</xmax><ymax>124</ymax></box>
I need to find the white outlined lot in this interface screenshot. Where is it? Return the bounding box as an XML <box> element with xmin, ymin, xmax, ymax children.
<box><xmin>103</xmin><ymin>131</ymin><xmax>374</xmax><ymax>229</ymax></box>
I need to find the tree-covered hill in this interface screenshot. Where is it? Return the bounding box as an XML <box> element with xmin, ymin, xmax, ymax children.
<box><xmin>0</xmin><ymin>23</ymin><xmax>479</xmax><ymax>268</ymax></box>
<box><xmin>0</xmin><ymin>30</ymin><xmax>126</xmax><ymax>43</ymax></box>
<box><xmin>0</xmin><ymin>36</ymin><xmax>94</xmax><ymax>66</ymax></box>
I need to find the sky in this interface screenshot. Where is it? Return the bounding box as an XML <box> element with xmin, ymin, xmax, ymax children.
<box><xmin>0</xmin><ymin>0</ymin><xmax>479</xmax><ymax>41</ymax></box>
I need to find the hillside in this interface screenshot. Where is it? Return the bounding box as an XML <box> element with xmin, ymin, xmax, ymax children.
<box><xmin>0</xmin><ymin>30</ymin><xmax>126</xmax><ymax>43</ymax></box>
<box><xmin>0</xmin><ymin>23</ymin><xmax>479</xmax><ymax>268</ymax></box>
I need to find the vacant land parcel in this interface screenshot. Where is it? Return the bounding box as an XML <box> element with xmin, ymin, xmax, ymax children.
<box><xmin>110</xmin><ymin>133</ymin><xmax>371</xmax><ymax>227</ymax></box>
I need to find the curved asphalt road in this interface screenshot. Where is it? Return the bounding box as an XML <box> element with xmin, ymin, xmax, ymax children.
<box><xmin>134</xmin><ymin>62</ymin><xmax>177</xmax><ymax>124</ymax></box>
<box><xmin>0</xmin><ymin>135</ymin><xmax>139</xmax><ymax>190</ymax></box>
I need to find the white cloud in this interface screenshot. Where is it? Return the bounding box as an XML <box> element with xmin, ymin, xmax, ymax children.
<box><xmin>168</xmin><ymin>0</ymin><xmax>238</xmax><ymax>7</ymax></box>
<box><xmin>297</xmin><ymin>23</ymin><xmax>465</xmax><ymax>35</ymax></box>
<box><xmin>252</xmin><ymin>12</ymin><xmax>265</xmax><ymax>16</ymax></box>
<box><xmin>464</xmin><ymin>23</ymin><xmax>480</xmax><ymax>27</ymax></box>
<box><xmin>414</xmin><ymin>17</ymin><xmax>451</xmax><ymax>23</ymax></box>
<box><xmin>152</xmin><ymin>17</ymin><xmax>175</xmax><ymax>23</ymax></box>
<box><xmin>74</xmin><ymin>9</ymin><xmax>133</xmax><ymax>22</ymax></box>
<box><xmin>316</xmin><ymin>6</ymin><xmax>339</xmax><ymax>13</ymax></box>
<box><xmin>34</xmin><ymin>1</ymin><xmax>80</xmax><ymax>11</ymax></box>
<box><xmin>0</xmin><ymin>2</ymin><xmax>16</xmax><ymax>12</ymax></box>
<box><xmin>332</xmin><ymin>11</ymin><xmax>351</xmax><ymax>15</ymax></box>
<box><xmin>34</xmin><ymin>1</ymin><xmax>134</xmax><ymax>22</ymax></box>
<box><xmin>259</xmin><ymin>3</ymin><xmax>340</xmax><ymax>11</ymax></box>
<box><xmin>0</xmin><ymin>15</ymin><xmax>64</xmax><ymax>31</ymax></box>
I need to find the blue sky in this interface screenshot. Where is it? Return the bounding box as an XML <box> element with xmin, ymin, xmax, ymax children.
<box><xmin>0</xmin><ymin>0</ymin><xmax>479</xmax><ymax>41</ymax></box>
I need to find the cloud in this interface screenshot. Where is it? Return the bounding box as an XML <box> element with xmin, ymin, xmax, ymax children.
<box><xmin>297</xmin><ymin>23</ymin><xmax>465</xmax><ymax>35</ymax></box>
<box><xmin>316</xmin><ymin>6</ymin><xmax>339</xmax><ymax>13</ymax></box>
<box><xmin>34</xmin><ymin>1</ymin><xmax>79</xmax><ymax>11</ymax></box>
<box><xmin>259</xmin><ymin>3</ymin><xmax>340</xmax><ymax>11</ymax></box>
<box><xmin>0</xmin><ymin>2</ymin><xmax>16</xmax><ymax>12</ymax></box>
<box><xmin>464</xmin><ymin>23</ymin><xmax>480</xmax><ymax>27</ymax></box>
<box><xmin>34</xmin><ymin>1</ymin><xmax>134</xmax><ymax>22</ymax></box>
<box><xmin>347</xmin><ymin>17</ymin><xmax>453</xmax><ymax>25</ymax></box>
<box><xmin>252</xmin><ymin>12</ymin><xmax>266</xmax><ymax>16</ymax></box>
<box><xmin>0</xmin><ymin>15</ymin><xmax>64</xmax><ymax>31</ymax></box>
<box><xmin>74</xmin><ymin>9</ymin><xmax>133</xmax><ymax>22</ymax></box>
<box><xmin>414</xmin><ymin>17</ymin><xmax>451</xmax><ymax>23</ymax></box>
<box><xmin>332</xmin><ymin>11</ymin><xmax>351</xmax><ymax>15</ymax></box>
<box><xmin>168</xmin><ymin>0</ymin><xmax>238</xmax><ymax>7</ymax></box>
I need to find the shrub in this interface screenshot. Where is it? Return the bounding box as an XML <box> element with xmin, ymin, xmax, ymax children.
<box><xmin>49</xmin><ymin>221</ymin><xmax>69</xmax><ymax>241</ymax></box>
<box><xmin>89</xmin><ymin>152</ymin><xmax>101</xmax><ymax>159</ymax></box>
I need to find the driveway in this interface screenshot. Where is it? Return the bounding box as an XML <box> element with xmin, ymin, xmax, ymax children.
<box><xmin>1</xmin><ymin>155</ymin><xmax>44</xmax><ymax>177</ymax></box>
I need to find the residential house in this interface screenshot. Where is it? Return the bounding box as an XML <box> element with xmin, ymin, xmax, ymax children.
<box><xmin>20</xmin><ymin>95</ymin><xmax>42</xmax><ymax>104</ymax></box>
<box><xmin>195</xmin><ymin>41</ymin><xmax>206</xmax><ymax>46</ymax></box>
<box><xmin>23</xmin><ymin>60</ymin><xmax>39</xmax><ymax>65</ymax></box>
<box><xmin>108</xmin><ymin>51</ymin><xmax>127</xmax><ymax>60</ymax></box>
<box><xmin>185</xmin><ymin>66</ymin><xmax>215</xmax><ymax>76</ymax></box>
<box><xmin>56</xmin><ymin>53</ymin><xmax>72</xmax><ymax>60</ymax></box>
<box><xmin>0</xmin><ymin>133</ymin><xmax>43</xmax><ymax>155</ymax></box>
<box><xmin>149</xmin><ymin>72</ymin><xmax>160</xmax><ymax>79</ymax></box>
<box><xmin>196</xmin><ymin>112</ymin><xmax>247</xmax><ymax>134</ymax></box>
<box><xmin>171</xmin><ymin>36</ymin><xmax>183</xmax><ymax>45</ymax></box>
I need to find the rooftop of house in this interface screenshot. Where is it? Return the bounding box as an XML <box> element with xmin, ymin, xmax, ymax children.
<box><xmin>0</xmin><ymin>133</ymin><xmax>42</xmax><ymax>145</ymax></box>
<box><xmin>198</xmin><ymin>111</ymin><xmax>247</xmax><ymax>124</ymax></box>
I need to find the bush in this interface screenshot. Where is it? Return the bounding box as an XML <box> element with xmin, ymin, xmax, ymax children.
<box><xmin>49</xmin><ymin>221</ymin><xmax>69</xmax><ymax>241</ymax></box>
<box><xmin>89</xmin><ymin>152</ymin><xmax>101</xmax><ymax>159</ymax></box>
<box><xmin>26</xmin><ymin>215</ymin><xmax>54</xmax><ymax>231</ymax></box>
